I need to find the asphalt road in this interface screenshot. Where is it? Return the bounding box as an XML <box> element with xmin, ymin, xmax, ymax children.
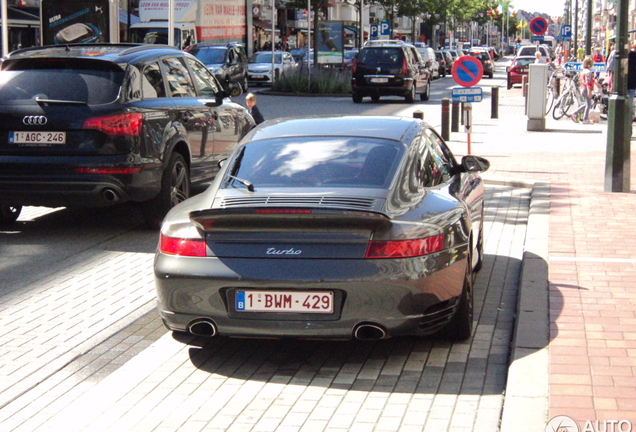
<box><xmin>0</xmin><ymin>70</ymin><xmax>531</xmax><ymax>432</ymax></box>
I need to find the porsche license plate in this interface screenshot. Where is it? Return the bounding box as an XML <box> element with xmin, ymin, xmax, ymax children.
<box><xmin>235</xmin><ymin>290</ymin><xmax>333</xmax><ymax>313</ymax></box>
<box><xmin>9</xmin><ymin>131</ymin><xmax>66</xmax><ymax>145</ymax></box>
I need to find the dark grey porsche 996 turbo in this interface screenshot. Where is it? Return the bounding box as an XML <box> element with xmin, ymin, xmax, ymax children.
<box><xmin>154</xmin><ymin>115</ymin><xmax>490</xmax><ymax>341</ymax></box>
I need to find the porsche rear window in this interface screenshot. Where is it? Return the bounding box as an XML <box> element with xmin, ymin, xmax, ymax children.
<box><xmin>228</xmin><ymin>137</ymin><xmax>404</xmax><ymax>189</ymax></box>
<box><xmin>0</xmin><ymin>61</ymin><xmax>123</xmax><ymax>104</ymax></box>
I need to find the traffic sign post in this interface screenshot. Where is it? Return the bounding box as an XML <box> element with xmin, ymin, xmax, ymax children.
<box><xmin>451</xmin><ymin>55</ymin><xmax>483</xmax><ymax>88</ymax></box>
<box><xmin>529</xmin><ymin>17</ymin><xmax>548</xmax><ymax>36</ymax></box>
<box><xmin>450</xmin><ymin>56</ymin><xmax>483</xmax><ymax>155</ymax></box>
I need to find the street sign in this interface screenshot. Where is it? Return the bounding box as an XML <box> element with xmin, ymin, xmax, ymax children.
<box><xmin>380</xmin><ymin>21</ymin><xmax>390</xmax><ymax>37</ymax></box>
<box><xmin>561</xmin><ymin>25</ymin><xmax>572</xmax><ymax>39</ymax></box>
<box><xmin>563</xmin><ymin>62</ymin><xmax>606</xmax><ymax>73</ymax></box>
<box><xmin>529</xmin><ymin>17</ymin><xmax>548</xmax><ymax>36</ymax></box>
<box><xmin>452</xmin><ymin>87</ymin><xmax>483</xmax><ymax>103</ymax></box>
<box><xmin>532</xmin><ymin>35</ymin><xmax>545</xmax><ymax>42</ymax></box>
<box><xmin>370</xmin><ymin>24</ymin><xmax>378</xmax><ymax>40</ymax></box>
<box><xmin>451</xmin><ymin>55</ymin><xmax>483</xmax><ymax>87</ymax></box>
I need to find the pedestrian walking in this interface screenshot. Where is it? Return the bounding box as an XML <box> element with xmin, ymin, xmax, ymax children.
<box><xmin>245</xmin><ymin>93</ymin><xmax>265</xmax><ymax>125</ymax></box>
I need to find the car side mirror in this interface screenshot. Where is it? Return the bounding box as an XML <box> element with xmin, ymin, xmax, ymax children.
<box><xmin>460</xmin><ymin>155</ymin><xmax>490</xmax><ymax>173</ymax></box>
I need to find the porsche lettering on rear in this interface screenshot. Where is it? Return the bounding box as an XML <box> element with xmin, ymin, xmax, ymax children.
<box><xmin>266</xmin><ymin>247</ymin><xmax>302</xmax><ymax>255</ymax></box>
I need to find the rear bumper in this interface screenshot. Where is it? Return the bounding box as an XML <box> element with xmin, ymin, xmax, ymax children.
<box><xmin>351</xmin><ymin>83</ymin><xmax>412</xmax><ymax>98</ymax></box>
<box><xmin>0</xmin><ymin>156</ymin><xmax>162</xmax><ymax>208</ymax></box>
<box><xmin>154</xmin><ymin>248</ymin><xmax>467</xmax><ymax>339</ymax></box>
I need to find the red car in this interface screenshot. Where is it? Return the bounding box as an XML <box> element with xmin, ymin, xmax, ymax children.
<box><xmin>506</xmin><ymin>56</ymin><xmax>535</xmax><ymax>89</ymax></box>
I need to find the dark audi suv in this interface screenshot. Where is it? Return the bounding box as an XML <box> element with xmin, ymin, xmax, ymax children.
<box><xmin>0</xmin><ymin>44</ymin><xmax>255</xmax><ymax>227</ymax></box>
<box><xmin>351</xmin><ymin>40</ymin><xmax>431</xmax><ymax>103</ymax></box>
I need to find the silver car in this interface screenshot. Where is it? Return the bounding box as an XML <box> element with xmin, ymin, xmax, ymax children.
<box><xmin>247</xmin><ymin>51</ymin><xmax>297</xmax><ymax>86</ymax></box>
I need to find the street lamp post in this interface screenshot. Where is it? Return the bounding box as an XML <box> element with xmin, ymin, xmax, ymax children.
<box><xmin>604</xmin><ymin>0</ymin><xmax>631</xmax><ymax>192</ymax></box>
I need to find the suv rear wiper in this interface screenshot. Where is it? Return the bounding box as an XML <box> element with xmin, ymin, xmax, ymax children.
<box><xmin>35</xmin><ymin>97</ymin><xmax>87</xmax><ymax>106</ymax></box>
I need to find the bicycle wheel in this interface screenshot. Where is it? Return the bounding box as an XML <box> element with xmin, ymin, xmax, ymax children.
<box><xmin>552</xmin><ymin>93</ymin><xmax>568</xmax><ymax>120</ymax></box>
<box><xmin>545</xmin><ymin>87</ymin><xmax>556</xmax><ymax>115</ymax></box>
<box><xmin>561</xmin><ymin>92</ymin><xmax>576</xmax><ymax>116</ymax></box>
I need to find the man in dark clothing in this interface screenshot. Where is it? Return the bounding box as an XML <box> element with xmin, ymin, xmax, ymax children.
<box><xmin>245</xmin><ymin>93</ymin><xmax>265</xmax><ymax>125</ymax></box>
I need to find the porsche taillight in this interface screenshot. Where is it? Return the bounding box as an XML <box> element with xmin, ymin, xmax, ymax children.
<box><xmin>365</xmin><ymin>234</ymin><xmax>444</xmax><ymax>259</ymax></box>
<box><xmin>160</xmin><ymin>233</ymin><xmax>206</xmax><ymax>257</ymax></box>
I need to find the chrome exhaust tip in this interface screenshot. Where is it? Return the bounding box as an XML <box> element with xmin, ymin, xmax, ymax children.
<box><xmin>188</xmin><ymin>319</ymin><xmax>217</xmax><ymax>337</ymax></box>
<box><xmin>354</xmin><ymin>323</ymin><xmax>387</xmax><ymax>340</ymax></box>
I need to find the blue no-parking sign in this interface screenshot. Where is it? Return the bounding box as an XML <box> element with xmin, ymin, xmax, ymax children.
<box><xmin>451</xmin><ymin>55</ymin><xmax>483</xmax><ymax>87</ymax></box>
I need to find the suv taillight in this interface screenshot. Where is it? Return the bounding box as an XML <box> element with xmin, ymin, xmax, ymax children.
<box><xmin>352</xmin><ymin>58</ymin><xmax>358</xmax><ymax>73</ymax></box>
<box><xmin>82</xmin><ymin>113</ymin><xmax>143</xmax><ymax>136</ymax></box>
<box><xmin>402</xmin><ymin>59</ymin><xmax>408</xmax><ymax>75</ymax></box>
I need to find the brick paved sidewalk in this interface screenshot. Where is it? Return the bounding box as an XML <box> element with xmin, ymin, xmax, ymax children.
<box><xmin>447</xmin><ymin>86</ymin><xmax>636</xmax><ymax>429</ymax></box>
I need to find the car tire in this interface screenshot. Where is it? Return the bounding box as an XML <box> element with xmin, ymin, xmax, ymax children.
<box><xmin>507</xmin><ymin>75</ymin><xmax>512</xmax><ymax>90</ymax></box>
<box><xmin>405</xmin><ymin>84</ymin><xmax>416</xmax><ymax>103</ymax></box>
<box><xmin>441</xmin><ymin>254</ymin><xmax>473</xmax><ymax>341</ymax></box>
<box><xmin>474</xmin><ymin>221</ymin><xmax>484</xmax><ymax>273</ymax></box>
<box><xmin>420</xmin><ymin>80</ymin><xmax>430</xmax><ymax>101</ymax></box>
<box><xmin>352</xmin><ymin>94</ymin><xmax>363</xmax><ymax>103</ymax></box>
<box><xmin>371</xmin><ymin>95</ymin><xmax>380</xmax><ymax>102</ymax></box>
<box><xmin>0</xmin><ymin>204</ymin><xmax>22</xmax><ymax>225</ymax></box>
<box><xmin>142</xmin><ymin>152</ymin><xmax>190</xmax><ymax>229</ymax></box>
<box><xmin>488</xmin><ymin>72</ymin><xmax>494</xmax><ymax>79</ymax></box>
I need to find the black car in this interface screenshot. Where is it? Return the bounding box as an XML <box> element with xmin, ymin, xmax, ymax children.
<box><xmin>187</xmin><ymin>42</ymin><xmax>249</xmax><ymax>91</ymax></box>
<box><xmin>0</xmin><ymin>44</ymin><xmax>255</xmax><ymax>227</ymax></box>
<box><xmin>351</xmin><ymin>40</ymin><xmax>431</xmax><ymax>103</ymax></box>
<box><xmin>467</xmin><ymin>49</ymin><xmax>494</xmax><ymax>78</ymax></box>
<box><xmin>154</xmin><ymin>116</ymin><xmax>489</xmax><ymax>341</ymax></box>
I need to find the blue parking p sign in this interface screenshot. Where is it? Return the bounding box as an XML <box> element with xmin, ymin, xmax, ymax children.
<box><xmin>370</xmin><ymin>24</ymin><xmax>378</xmax><ymax>39</ymax></box>
<box><xmin>380</xmin><ymin>21</ymin><xmax>390</xmax><ymax>37</ymax></box>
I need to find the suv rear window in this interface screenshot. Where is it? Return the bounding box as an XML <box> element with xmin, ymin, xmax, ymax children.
<box><xmin>0</xmin><ymin>59</ymin><xmax>123</xmax><ymax>104</ymax></box>
<box><xmin>357</xmin><ymin>48</ymin><xmax>403</xmax><ymax>67</ymax></box>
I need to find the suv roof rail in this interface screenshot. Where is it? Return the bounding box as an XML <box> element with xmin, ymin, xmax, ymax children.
<box><xmin>363</xmin><ymin>40</ymin><xmax>407</xmax><ymax>47</ymax></box>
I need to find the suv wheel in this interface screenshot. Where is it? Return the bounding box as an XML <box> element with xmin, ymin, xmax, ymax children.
<box><xmin>142</xmin><ymin>152</ymin><xmax>190</xmax><ymax>229</ymax></box>
<box><xmin>405</xmin><ymin>84</ymin><xmax>416</xmax><ymax>103</ymax></box>
<box><xmin>352</xmin><ymin>94</ymin><xmax>363</xmax><ymax>103</ymax></box>
<box><xmin>420</xmin><ymin>80</ymin><xmax>430</xmax><ymax>101</ymax></box>
<box><xmin>0</xmin><ymin>204</ymin><xmax>22</xmax><ymax>225</ymax></box>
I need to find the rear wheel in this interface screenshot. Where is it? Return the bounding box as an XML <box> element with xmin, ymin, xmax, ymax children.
<box><xmin>371</xmin><ymin>95</ymin><xmax>380</xmax><ymax>102</ymax></box>
<box><xmin>0</xmin><ymin>204</ymin><xmax>22</xmax><ymax>225</ymax></box>
<box><xmin>352</xmin><ymin>94</ymin><xmax>363</xmax><ymax>103</ymax></box>
<box><xmin>405</xmin><ymin>84</ymin><xmax>416</xmax><ymax>103</ymax></box>
<box><xmin>441</xmin><ymin>257</ymin><xmax>473</xmax><ymax>341</ymax></box>
<box><xmin>420</xmin><ymin>80</ymin><xmax>430</xmax><ymax>101</ymax></box>
<box><xmin>142</xmin><ymin>152</ymin><xmax>190</xmax><ymax>229</ymax></box>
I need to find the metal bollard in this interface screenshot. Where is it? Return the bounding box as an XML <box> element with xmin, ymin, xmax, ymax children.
<box><xmin>491</xmin><ymin>86</ymin><xmax>499</xmax><ymax>119</ymax></box>
<box><xmin>441</xmin><ymin>98</ymin><xmax>450</xmax><ymax>141</ymax></box>
<box><xmin>413</xmin><ymin>110</ymin><xmax>424</xmax><ymax>120</ymax></box>
<box><xmin>451</xmin><ymin>102</ymin><xmax>459</xmax><ymax>132</ymax></box>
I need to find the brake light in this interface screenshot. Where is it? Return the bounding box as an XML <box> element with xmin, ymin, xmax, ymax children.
<box><xmin>254</xmin><ymin>209</ymin><xmax>312</xmax><ymax>214</ymax></box>
<box><xmin>75</xmin><ymin>167</ymin><xmax>142</xmax><ymax>174</ymax></box>
<box><xmin>365</xmin><ymin>234</ymin><xmax>444</xmax><ymax>259</ymax></box>
<box><xmin>402</xmin><ymin>58</ymin><xmax>408</xmax><ymax>75</ymax></box>
<box><xmin>352</xmin><ymin>59</ymin><xmax>358</xmax><ymax>73</ymax></box>
<box><xmin>82</xmin><ymin>113</ymin><xmax>143</xmax><ymax>136</ymax></box>
<box><xmin>160</xmin><ymin>233</ymin><xmax>206</xmax><ymax>257</ymax></box>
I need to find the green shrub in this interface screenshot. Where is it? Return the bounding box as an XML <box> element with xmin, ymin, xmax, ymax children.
<box><xmin>272</xmin><ymin>67</ymin><xmax>352</xmax><ymax>95</ymax></box>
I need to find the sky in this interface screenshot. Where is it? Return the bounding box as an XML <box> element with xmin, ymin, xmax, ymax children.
<box><xmin>512</xmin><ymin>0</ymin><xmax>565</xmax><ymax>17</ymax></box>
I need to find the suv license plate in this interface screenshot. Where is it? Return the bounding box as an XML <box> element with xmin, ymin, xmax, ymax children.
<box><xmin>370</xmin><ymin>77</ymin><xmax>389</xmax><ymax>83</ymax></box>
<box><xmin>236</xmin><ymin>290</ymin><xmax>333</xmax><ymax>313</ymax></box>
<box><xmin>9</xmin><ymin>131</ymin><xmax>66</xmax><ymax>145</ymax></box>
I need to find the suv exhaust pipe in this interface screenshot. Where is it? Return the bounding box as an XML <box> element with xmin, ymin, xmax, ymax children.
<box><xmin>101</xmin><ymin>188</ymin><xmax>120</xmax><ymax>204</ymax></box>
